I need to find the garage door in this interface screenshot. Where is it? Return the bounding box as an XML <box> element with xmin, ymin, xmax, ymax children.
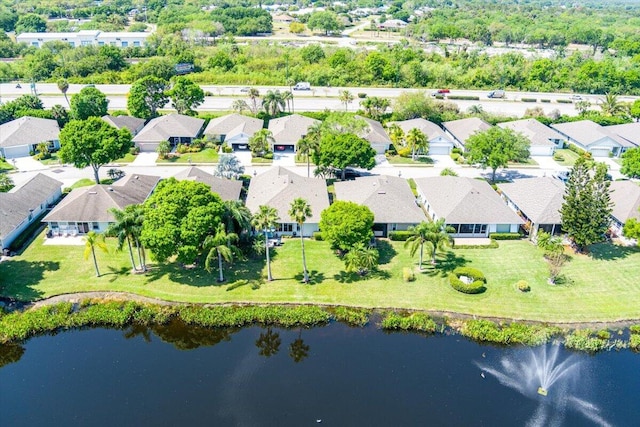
<box><xmin>2</xmin><ymin>145</ymin><xmax>30</xmax><ymax>159</ymax></box>
<box><xmin>136</xmin><ymin>142</ymin><xmax>160</xmax><ymax>153</ymax></box>
<box><xmin>590</xmin><ymin>148</ymin><xmax>610</xmax><ymax>157</ymax></box>
<box><xmin>529</xmin><ymin>146</ymin><xmax>554</xmax><ymax>156</ymax></box>
<box><xmin>428</xmin><ymin>145</ymin><xmax>451</xmax><ymax>155</ymax></box>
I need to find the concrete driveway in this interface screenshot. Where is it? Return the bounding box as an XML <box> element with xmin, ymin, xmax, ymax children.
<box><xmin>130</xmin><ymin>152</ymin><xmax>158</xmax><ymax>166</ymax></box>
<box><xmin>11</xmin><ymin>156</ymin><xmax>46</xmax><ymax>171</ymax></box>
<box><xmin>532</xmin><ymin>155</ymin><xmax>564</xmax><ymax>171</ymax></box>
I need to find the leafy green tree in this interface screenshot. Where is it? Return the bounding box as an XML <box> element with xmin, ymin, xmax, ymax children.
<box><xmin>319</xmin><ymin>201</ymin><xmax>374</xmax><ymax>252</ymax></box>
<box><xmin>107</xmin><ymin>207</ymin><xmax>140</xmax><ymax>272</ymax></box>
<box><xmin>307</xmin><ymin>11</ymin><xmax>344</xmax><ymax>36</ymax></box>
<box><xmin>168</xmin><ymin>77</ymin><xmax>204</xmax><ymax>115</ymax></box>
<box><xmin>315</xmin><ymin>133</ymin><xmax>376</xmax><ymax>180</ymax></box>
<box><xmin>405</xmin><ymin>128</ymin><xmax>428</xmax><ymax>160</ymax></box>
<box><xmin>466</xmin><ymin>127</ymin><xmax>530</xmax><ymax>182</ymax></box>
<box><xmin>339</xmin><ymin>90</ymin><xmax>354</xmax><ymax>111</ymax></box>
<box><xmin>623</xmin><ymin>217</ymin><xmax>640</xmax><ymax>243</ymax></box>
<box><xmin>621</xmin><ymin>147</ymin><xmax>640</xmax><ymax>179</ymax></box>
<box><xmin>58</xmin><ymin>117</ymin><xmax>132</xmax><ymax>184</ymax></box>
<box><xmin>630</xmin><ymin>99</ymin><xmax>640</xmax><ymax>122</ymax></box>
<box><xmin>300</xmin><ymin>44</ymin><xmax>324</xmax><ymax>63</ymax></box>
<box><xmin>404</xmin><ymin>219</ymin><xmax>454</xmax><ymax>269</ymax></box>
<box><xmin>387</xmin><ymin>124</ymin><xmax>405</xmax><ymax>148</ymax></box>
<box><xmin>222</xmin><ymin>200</ymin><xmax>252</xmax><ymax>237</ymax></box>
<box><xmin>70</xmin><ymin>87</ymin><xmax>109</xmax><ymax>120</ymax></box>
<box><xmin>127</xmin><ymin>76</ymin><xmax>169</xmax><ymax>119</ymax></box>
<box><xmin>289</xmin><ymin>198</ymin><xmax>312</xmax><ymax>283</ymax></box>
<box><xmin>204</xmin><ymin>224</ymin><xmax>239</xmax><ymax>283</ymax></box>
<box><xmin>83</xmin><ymin>231</ymin><xmax>108</xmax><ymax>277</ymax></box>
<box><xmin>57</xmin><ymin>79</ymin><xmax>70</xmax><ymax>106</ymax></box>
<box><xmin>289</xmin><ymin>22</ymin><xmax>305</xmax><ymax>35</ymax></box>
<box><xmin>344</xmin><ymin>242</ymin><xmax>379</xmax><ymax>276</ymax></box>
<box><xmin>156</xmin><ymin>140</ymin><xmax>171</xmax><ymax>159</ymax></box>
<box><xmin>560</xmin><ymin>157</ymin><xmax>613</xmax><ymax>252</ymax></box>
<box><xmin>50</xmin><ymin>104</ymin><xmax>69</xmax><ymax>128</ymax></box>
<box><xmin>360</xmin><ymin>96</ymin><xmax>390</xmax><ymax>121</ymax></box>
<box><xmin>0</xmin><ymin>174</ymin><xmax>14</xmax><ymax>192</ymax></box>
<box><xmin>249</xmin><ymin>129</ymin><xmax>274</xmax><ymax>157</ymax></box>
<box><xmin>262</xmin><ymin>89</ymin><xmax>286</xmax><ymax>116</ymax></box>
<box><xmin>15</xmin><ymin>13</ymin><xmax>46</xmax><ymax>34</ymax></box>
<box><xmin>251</xmin><ymin>205</ymin><xmax>280</xmax><ymax>281</ymax></box>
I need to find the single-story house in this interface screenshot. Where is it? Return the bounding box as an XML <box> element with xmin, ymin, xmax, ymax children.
<box><xmin>551</xmin><ymin>120</ymin><xmax>632</xmax><ymax>157</ymax></box>
<box><xmin>442</xmin><ymin>117</ymin><xmax>492</xmax><ymax>150</ymax></box>
<box><xmin>605</xmin><ymin>122</ymin><xmax>640</xmax><ymax>148</ymax></box>
<box><xmin>102</xmin><ymin>115</ymin><xmax>146</xmax><ymax>136</ymax></box>
<box><xmin>414</xmin><ymin>176</ymin><xmax>523</xmax><ymax>237</ymax></box>
<box><xmin>43</xmin><ymin>174</ymin><xmax>160</xmax><ymax>235</ymax></box>
<box><xmin>497</xmin><ymin>119</ymin><xmax>564</xmax><ymax>156</ymax></box>
<box><xmin>0</xmin><ymin>174</ymin><xmax>63</xmax><ymax>252</ymax></box>
<box><xmin>267</xmin><ymin>114</ymin><xmax>320</xmax><ymax>153</ymax></box>
<box><xmin>133</xmin><ymin>113</ymin><xmax>205</xmax><ymax>152</ymax></box>
<box><xmin>203</xmin><ymin>113</ymin><xmax>264</xmax><ymax>151</ymax></box>
<box><xmin>378</xmin><ymin>19</ymin><xmax>408</xmax><ymax>30</ymax></box>
<box><xmin>356</xmin><ymin>116</ymin><xmax>392</xmax><ymax>155</ymax></box>
<box><xmin>0</xmin><ymin>116</ymin><xmax>60</xmax><ymax>159</ymax></box>
<box><xmin>334</xmin><ymin>175</ymin><xmax>425</xmax><ymax>237</ymax></box>
<box><xmin>273</xmin><ymin>14</ymin><xmax>295</xmax><ymax>23</ymax></box>
<box><xmin>17</xmin><ymin>30</ymin><xmax>151</xmax><ymax>48</ymax></box>
<box><xmin>245</xmin><ymin>166</ymin><xmax>329</xmax><ymax>236</ymax></box>
<box><xmin>173</xmin><ymin>166</ymin><xmax>242</xmax><ymax>201</ymax></box>
<box><xmin>497</xmin><ymin>177</ymin><xmax>565</xmax><ymax>240</ymax></box>
<box><xmin>387</xmin><ymin>118</ymin><xmax>455</xmax><ymax>155</ymax></box>
<box><xmin>609</xmin><ymin>181</ymin><xmax>640</xmax><ymax>236</ymax></box>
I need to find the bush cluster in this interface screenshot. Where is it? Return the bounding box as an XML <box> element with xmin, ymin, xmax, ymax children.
<box><xmin>402</xmin><ymin>267</ymin><xmax>416</xmax><ymax>282</ymax></box>
<box><xmin>489</xmin><ymin>232</ymin><xmax>522</xmax><ymax>240</ymax></box>
<box><xmin>449</xmin><ymin>267</ymin><xmax>487</xmax><ymax>294</ymax></box>
<box><xmin>557</xmin><ymin>99</ymin><xmax>573</xmax><ymax>104</ymax></box>
<box><xmin>460</xmin><ymin>319</ymin><xmax>561</xmax><ymax>346</ymax></box>
<box><xmin>381</xmin><ymin>312</ymin><xmax>437</xmax><ymax>333</ymax></box>
<box><xmin>178</xmin><ymin>305</ymin><xmax>331</xmax><ymax>328</ymax></box>
<box><xmin>332</xmin><ymin>307</ymin><xmax>371</xmax><ymax>327</ymax></box>
<box><xmin>454</xmin><ymin>239</ymin><xmax>499</xmax><ymax>249</ymax></box>
<box><xmin>516</xmin><ymin>280</ymin><xmax>530</xmax><ymax>292</ymax></box>
<box><xmin>564</xmin><ymin>329</ymin><xmax>610</xmax><ymax>352</ymax></box>
<box><xmin>521</xmin><ymin>98</ymin><xmax>537</xmax><ymax>102</ymax></box>
<box><xmin>312</xmin><ymin>232</ymin><xmax>324</xmax><ymax>241</ymax></box>
<box><xmin>388</xmin><ymin>230</ymin><xmax>413</xmax><ymax>241</ymax></box>
<box><xmin>448</xmin><ymin>95</ymin><xmax>480</xmax><ymax>100</ymax></box>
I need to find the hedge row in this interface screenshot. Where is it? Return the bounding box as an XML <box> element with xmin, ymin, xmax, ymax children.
<box><xmin>447</xmin><ymin>95</ymin><xmax>480</xmax><ymax>100</ymax></box>
<box><xmin>388</xmin><ymin>230</ymin><xmax>413</xmax><ymax>241</ymax></box>
<box><xmin>454</xmin><ymin>239</ymin><xmax>499</xmax><ymax>249</ymax></box>
<box><xmin>521</xmin><ymin>98</ymin><xmax>537</xmax><ymax>102</ymax></box>
<box><xmin>557</xmin><ymin>99</ymin><xmax>573</xmax><ymax>103</ymax></box>
<box><xmin>489</xmin><ymin>232</ymin><xmax>522</xmax><ymax>240</ymax></box>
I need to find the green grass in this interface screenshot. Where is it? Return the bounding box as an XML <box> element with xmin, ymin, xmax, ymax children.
<box><xmin>387</xmin><ymin>156</ymin><xmax>434</xmax><ymax>166</ymax></box>
<box><xmin>0</xmin><ymin>159</ymin><xmax>15</xmax><ymax>171</ymax></box>
<box><xmin>156</xmin><ymin>148</ymin><xmax>220</xmax><ymax>164</ymax></box>
<box><xmin>508</xmin><ymin>158</ymin><xmax>538</xmax><ymax>166</ymax></box>
<box><xmin>68</xmin><ymin>178</ymin><xmax>114</xmax><ymax>189</ymax></box>
<box><xmin>252</xmin><ymin>157</ymin><xmax>273</xmax><ymax>164</ymax></box>
<box><xmin>35</xmin><ymin>154</ymin><xmax>61</xmax><ymax>166</ymax></box>
<box><xmin>554</xmin><ymin>149</ymin><xmax>581</xmax><ymax>166</ymax></box>
<box><xmin>1</xmin><ymin>236</ymin><xmax>639</xmax><ymax>323</ymax></box>
<box><xmin>112</xmin><ymin>153</ymin><xmax>137</xmax><ymax>163</ymax></box>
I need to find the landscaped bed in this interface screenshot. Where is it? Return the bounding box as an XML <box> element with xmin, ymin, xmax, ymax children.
<box><xmin>1</xmin><ymin>235</ymin><xmax>639</xmax><ymax>323</ymax></box>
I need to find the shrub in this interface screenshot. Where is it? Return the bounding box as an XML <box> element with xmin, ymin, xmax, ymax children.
<box><xmin>129</xmin><ymin>146</ymin><xmax>140</xmax><ymax>155</ymax></box>
<box><xmin>557</xmin><ymin>99</ymin><xmax>573</xmax><ymax>104</ymax></box>
<box><xmin>449</xmin><ymin>273</ymin><xmax>486</xmax><ymax>294</ymax></box>
<box><xmin>402</xmin><ymin>267</ymin><xmax>416</xmax><ymax>282</ymax></box>
<box><xmin>313</xmin><ymin>231</ymin><xmax>323</xmax><ymax>241</ymax></box>
<box><xmin>381</xmin><ymin>312</ymin><xmax>437</xmax><ymax>332</ymax></box>
<box><xmin>263</xmin><ymin>152</ymin><xmax>274</xmax><ymax>159</ymax></box>
<box><xmin>567</xmin><ymin>144</ymin><xmax>588</xmax><ymax>157</ymax></box>
<box><xmin>564</xmin><ymin>329</ymin><xmax>609</xmax><ymax>352</ymax></box>
<box><xmin>176</xmin><ymin>143</ymin><xmax>190</xmax><ymax>154</ymax></box>
<box><xmin>388</xmin><ymin>230</ymin><xmax>413</xmax><ymax>241</ymax></box>
<box><xmin>397</xmin><ymin>146</ymin><xmax>412</xmax><ymax>157</ymax></box>
<box><xmin>516</xmin><ymin>280</ymin><xmax>530</xmax><ymax>292</ymax></box>
<box><xmin>460</xmin><ymin>319</ymin><xmax>560</xmax><ymax>346</ymax></box>
<box><xmin>553</xmin><ymin>153</ymin><xmax>564</xmax><ymax>161</ymax></box>
<box><xmin>541</xmin><ymin>99</ymin><xmax>551</xmax><ymax>103</ymax></box>
<box><xmin>521</xmin><ymin>98</ymin><xmax>537</xmax><ymax>102</ymax></box>
<box><xmin>448</xmin><ymin>95</ymin><xmax>480</xmax><ymax>100</ymax></box>
<box><xmin>631</xmin><ymin>334</ymin><xmax>640</xmax><ymax>351</ymax></box>
<box><xmin>357</xmin><ymin>93</ymin><xmax>367</xmax><ymax>98</ymax></box>
<box><xmin>450</xmin><ymin>152</ymin><xmax>461</xmax><ymax>162</ymax></box>
<box><xmin>332</xmin><ymin>307</ymin><xmax>370</xmax><ymax>326</ymax></box>
<box><xmin>223</xmin><ymin>145</ymin><xmax>233</xmax><ymax>153</ymax></box>
<box><xmin>489</xmin><ymin>232</ymin><xmax>521</xmax><ymax>240</ymax></box>
<box><xmin>451</xmin><ymin>147</ymin><xmax>463</xmax><ymax>155</ymax></box>
<box><xmin>453</xmin><ymin>239</ymin><xmax>499</xmax><ymax>249</ymax></box>
<box><xmin>630</xmin><ymin>325</ymin><xmax>640</xmax><ymax>334</ymax></box>
<box><xmin>453</xmin><ymin>267</ymin><xmax>486</xmax><ymax>282</ymax></box>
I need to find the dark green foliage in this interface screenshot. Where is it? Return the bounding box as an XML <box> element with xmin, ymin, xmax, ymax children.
<box><xmin>70</xmin><ymin>87</ymin><xmax>109</xmax><ymax>120</ymax></box>
<box><xmin>447</xmin><ymin>95</ymin><xmax>480</xmax><ymax>100</ymax></box>
<box><xmin>332</xmin><ymin>307</ymin><xmax>370</xmax><ymax>327</ymax></box>
<box><xmin>314</xmin><ymin>133</ymin><xmax>376</xmax><ymax>179</ymax></box>
<box><xmin>208</xmin><ymin>7</ymin><xmax>273</xmax><ymax>36</ymax></box>
<box><xmin>381</xmin><ymin>312</ymin><xmax>437</xmax><ymax>333</ymax></box>
<box><xmin>460</xmin><ymin>319</ymin><xmax>561</xmax><ymax>346</ymax></box>
<box><xmin>319</xmin><ymin>201</ymin><xmax>374</xmax><ymax>251</ymax></box>
<box><xmin>564</xmin><ymin>329</ymin><xmax>610</xmax><ymax>353</ymax></box>
<box><xmin>388</xmin><ymin>231</ymin><xmax>413</xmax><ymax>241</ymax></box>
<box><xmin>178</xmin><ymin>305</ymin><xmax>330</xmax><ymax>328</ymax></box>
<box><xmin>521</xmin><ymin>98</ymin><xmax>537</xmax><ymax>102</ymax></box>
<box><xmin>449</xmin><ymin>267</ymin><xmax>487</xmax><ymax>294</ymax></box>
<box><xmin>312</xmin><ymin>232</ymin><xmax>324</xmax><ymax>241</ymax></box>
<box><xmin>489</xmin><ymin>233</ymin><xmax>522</xmax><ymax>240</ymax></box>
<box><xmin>466</xmin><ymin>127</ymin><xmax>530</xmax><ymax>182</ymax></box>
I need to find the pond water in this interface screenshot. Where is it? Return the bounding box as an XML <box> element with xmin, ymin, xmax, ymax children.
<box><xmin>1</xmin><ymin>321</ymin><xmax>639</xmax><ymax>426</ymax></box>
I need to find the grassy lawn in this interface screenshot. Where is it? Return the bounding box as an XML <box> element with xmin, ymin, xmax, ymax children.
<box><xmin>157</xmin><ymin>148</ymin><xmax>220</xmax><ymax>164</ymax></box>
<box><xmin>508</xmin><ymin>158</ymin><xmax>538</xmax><ymax>166</ymax></box>
<box><xmin>112</xmin><ymin>153</ymin><xmax>137</xmax><ymax>163</ymax></box>
<box><xmin>0</xmin><ymin>159</ymin><xmax>14</xmax><ymax>172</ymax></box>
<box><xmin>554</xmin><ymin>149</ymin><xmax>581</xmax><ymax>166</ymax></box>
<box><xmin>252</xmin><ymin>157</ymin><xmax>273</xmax><ymax>164</ymax></box>
<box><xmin>386</xmin><ymin>156</ymin><xmax>434</xmax><ymax>166</ymax></box>
<box><xmin>69</xmin><ymin>178</ymin><xmax>114</xmax><ymax>189</ymax></box>
<box><xmin>1</xmin><ymin>236</ymin><xmax>639</xmax><ymax>323</ymax></box>
<box><xmin>35</xmin><ymin>154</ymin><xmax>61</xmax><ymax>166</ymax></box>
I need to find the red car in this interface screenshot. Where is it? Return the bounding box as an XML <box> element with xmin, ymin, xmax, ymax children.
<box><xmin>431</xmin><ymin>89</ymin><xmax>450</xmax><ymax>96</ymax></box>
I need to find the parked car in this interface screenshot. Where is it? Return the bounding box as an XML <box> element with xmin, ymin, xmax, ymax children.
<box><xmin>570</xmin><ymin>94</ymin><xmax>583</xmax><ymax>101</ymax></box>
<box><xmin>240</xmin><ymin>86</ymin><xmax>250</xmax><ymax>92</ymax></box>
<box><xmin>487</xmin><ymin>89</ymin><xmax>506</xmax><ymax>99</ymax></box>
<box><xmin>553</xmin><ymin>171</ymin><xmax>570</xmax><ymax>183</ymax></box>
<box><xmin>334</xmin><ymin>168</ymin><xmax>362</xmax><ymax>180</ymax></box>
<box><xmin>293</xmin><ymin>82</ymin><xmax>311</xmax><ymax>90</ymax></box>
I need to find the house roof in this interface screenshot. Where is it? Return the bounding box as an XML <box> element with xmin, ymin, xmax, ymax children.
<box><xmin>414</xmin><ymin>176</ymin><xmax>523</xmax><ymax>225</ymax></box>
<box><xmin>356</xmin><ymin>116</ymin><xmax>391</xmax><ymax>144</ymax></box>
<box><xmin>0</xmin><ymin>174</ymin><xmax>62</xmax><ymax>241</ymax></box>
<box><xmin>267</xmin><ymin>114</ymin><xmax>320</xmax><ymax>144</ymax></box>
<box><xmin>387</xmin><ymin>118</ymin><xmax>453</xmax><ymax>144</ymax></box>
<box><xmin>497</xmin><ymin>119</ymin><xmax>563</xmax><ymax>147</ymax></box>
<box><xmin>379</xmin><ymin>19</ymin><xmax>408</xmax><ymax>28</ymax></box>
<box><xmin>442</xmin><ymin>117</ymin><xmax>491</xmax><ymax>146</ymax></box>
<box><xmin>0</xmin><ymin>116</ymin><xmax>60</xmax><ymax>148</ymax></box>
<box><xmin>497</xmin><ymin>178</ymin><xmax>565</xmax><ymax>224</ymax></box>
<box><xmin>172</xmin><ymin>166</ymin><xmax>242</xmax><ymax>201</ymax></box>
<box><xmin>245</xmin><ymin>166</ymin><xmax>329</xmax><ymax>224</ymax></box>
<box><xmin>132</xmin><ymin>113</ymin><xmax>204</xmax><ymax>143</ymax></box>
<box><xmin>203</xmin><ymin>114</ymin><xmax>263</xmax><ymax>140</ymax></box>
<box><xmin>609</xmin><ymin>181</ymin><xmax>640</xmax><ymax>223</ymax></box>
<box><xmin>551</xmin><ymin>120</ymin><xmax>632</xmax><ymax>148</ymax></box>
<box><xmin>334</xmin><ymin>175</ymin><xmax>425</xmax><ymax>224</ymax></box>
<box><xmin>102</xmin><ymin>115</ymin><xmax>146</xmax><ymax>135</ymax></box>
<box><xmin>605</xmin><ymin>122</ymin><xmax>640</xmax><ymax>147</ymax></box>
<box><xmin>43</xmin><ymin>174</ymin><xmax>160</xmax><ymax>223</ymax></box>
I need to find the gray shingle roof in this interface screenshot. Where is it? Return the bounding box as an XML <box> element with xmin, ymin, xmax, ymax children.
<box><xmin>442</xmin><ymin>117</ymin><xmax>491</xmax><ymax>146</ymax></box>
<box><xmin>387</xmin><ymin>118</ymin><xmax>452</xmax><ymax>143</ymax></box>
<box><xmin>334</xmin><ymin>175</ymin><xmax>425</xmax><ymax>224</ymax></box>
<box><xmin>414</xmin><ymin>176</ymin><xmax>523</xmax><ymax>225</ymax></box>
<box><xmin>172</xmin><ymin>166</ymin><xmax>242</xmax><ymax>201</ymax></box>
<box><xmin>356</xmin><ymin>116</ymin><xmax>391</xmax><ymax>144</ymax></box>
<box><xmin>245</xmin><ymin>166</ymin><xmax>329</xmax><ymax>223</ymax></box>
<box><xmin>267</xmin><ymin>114</ymin><xmax>320</xmax><ymax>144</ymax></box>
<box><xmin>609</xmin><ymin>181</ymin><xmax>640</xmax><ymax>223</ymax></box>
<box><xmin>1</xmin><ymin>173</ymin><xmax>62</xmax><ymax>240</ymax></box>
<box><xmin>497</xmin><ymin>119</ymin><xmax>563</xmax><ymax>147</ymax></box>
<box><xmin>0</xmin><ymin>116</ymin><xmax>60</xmax><ymax>148</ymax></box>
<box><xmin>43</xmin><ymin>174</ymin><xmax>160</xmax><ymax>223</ymax></box>
<box><xmin>605</xmin><ymin>122</ymin><xmax>640</xmax><ymax>147</ymax></box>
<box><xmin>132</xmin><ymin>113</ymin><xmax>204</xmax><ymax>143</ymax></box>
<box><xmin>102</xmin><ymin>115</ymin><xmax>146</xmax><ymax>135</ymax></box>
<box><xmin>551</xmin><ymin>120</ymin><xmax>632</xmax><ymax>148</ymax></box>
<box><xmin>203</xmin><ymin>113</ymin><xmax>263</xmax><ymax>139</ymax></box>
<box><xmin>497</xmin><ymin>178</ymin><xmax>565</xmax><ymax>224</ymax></box>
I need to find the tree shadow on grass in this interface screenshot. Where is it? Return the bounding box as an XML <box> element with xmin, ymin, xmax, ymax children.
<box><xmin>0</xmin><ymin>260</ymin><xmax>59</xmax><ymax>301</ymax></box>
<box><xmin>422</xmin><ymin>251</ymin><xmax>468</xmax><ymax>278</ymax></box>
<box><xmin>334</xmin><ymin>271</ymin><xmax>360</xmax><ymax>283</ymax></box>
<box><xmin>293</xmin><ymin>270</ymin><xmax>325</xmax><ymax>285</ymax></box>
<box><xmin>104</xmin><ymin>266</ymin><xmax>132</xmax><ymax>282</ymax></box>
<box><xmin>588</xmin><ymin>243</ymin><xmax>640</xmax><ymax>261</ymax></box>
<box><xmin>377</xmin><ymin>240</ymin><xmax>397</xmax><ymax>265</ymax></box>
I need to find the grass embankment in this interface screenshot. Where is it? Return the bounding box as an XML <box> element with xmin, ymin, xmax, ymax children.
<box><xmin>1</xmin><ymin>235</ymin><xmax>639</xmax><ymax>323</ymax></box>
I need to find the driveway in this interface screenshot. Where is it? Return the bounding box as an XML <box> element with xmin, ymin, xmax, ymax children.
<box><xmin>273</xmin><ymin>152</ymin><xmax>295</xmax><ymax>166</ymax></box>
<box><xmin>430</xmin><ymin>154</ymin><xmax>456</xmax><ymax>168</ymax></box>
<box><xmin>233</xmin><ymin>151</ymin><xmax>253</xmax><ymax>167</ymax></box>
<box><xmin>130</xmin><ymin>152</ymin><xmax>158</xmax><ymax>166</ymax></box>
<box><xmin>532</xmin><ymin>155</ymin><xmax>563</xmax><ymax>171</ymax></box>
<box><xmin>11</xmin><ymin>156</ymin><xmax>46</xmax><ymax>172</ymax></box>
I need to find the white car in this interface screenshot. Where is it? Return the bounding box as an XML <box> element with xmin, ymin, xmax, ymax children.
<box><xmin>570</xmin><ymin>94</ymin><xmax>583</xmax><ymax>101</ymax></box>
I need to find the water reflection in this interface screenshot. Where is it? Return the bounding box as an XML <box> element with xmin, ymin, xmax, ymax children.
<box><xmin>255</xmin><ymin>327</ymin><xmax>281</xmax><ymax>357</ymax></box>
<box><xmin>0</xmin><ymin>344</ymin><xmax>25</xmax><ymax>368</ymax></box>
<box><xmin>122</xmin><ymin>320</ymin><xmax>238</xmax><ymax>351</ymax></box>
<box><xmin>289</xmin><ymin>330</ymin><xmax>310</xmax><ymax>363</ymax></box>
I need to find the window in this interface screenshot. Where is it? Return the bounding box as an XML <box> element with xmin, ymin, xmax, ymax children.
<box><xmin>98</xmin><ymin>41</ymin><xmax>105</xmax><ymax>46</ymax></box>
<box><xmin>32</xmin><ymin>42</ymin><xmax>39</xmax><ymax>47</ymax></box>
<box><xmin>277</xmin><ymin>223</ymin><xmax>294</xmax><ymax>232</ymax></box>
<box><xmin>133</xmin><ymin>41</ymin><xmax>140</xmax><ymax>47</ymax></box>
<box><xmin>81</xmin><ymin>40</ymin><xmax>91</xmax><ymax>46</ymax></box>
<box><xmin>121</xmin><ymin>41</ymin><xmax>128</xmax><ymax>47</ymax></box>
<box><xmin>92</xmin><ymin>222</ymin><xmax>100</xmax><ymax>230</ymax></box>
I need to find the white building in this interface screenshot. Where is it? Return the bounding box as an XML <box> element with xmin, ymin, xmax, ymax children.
<box><xmin>17</xmin><ymin>30</ymin><xmax>152</xmax><ymax>48</ymax></box>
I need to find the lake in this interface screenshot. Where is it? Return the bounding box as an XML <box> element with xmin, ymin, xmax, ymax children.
<box><xmin>1</xmin><ymin>321</ymin><xmax>638</xmax><ymax>426</ymax></box>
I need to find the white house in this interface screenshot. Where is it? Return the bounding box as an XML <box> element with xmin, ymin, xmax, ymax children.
<box><xmin>497</xmin><ymin>119</ymin><xmax>564</xmax><ymax>156</ymax></box>
<box><xmin>268</xmin><ymin>114</ymin><xmax>320</xmax><ymax>153</ymax></box>
<box><xmin>203</xmin><ymin>113</ymin><xmax>264</xmax><ymax>151</ymax></box>
<box><xmin>0</xmin><ymin>117</ymin><xmax>60</xmax><ymax>159</ymax></box>
<box><xmin>17</xmin><ymin>30</ymin><xmax>151</xmax><ymax>48</ymax></box>
<box><xmin>442</xmin><ymin>117</ymin><xmax>492</xmax><ymax>150</ymax></box>
<box><xmin>387</xmin><ymin>118</ymin><xmax>455</xmax><ymax>155</ymax></box>
<box><xmin>133</xmin><ymin>113</ymin><xmax>205</xmax><ymax>152</ymax></box>
<box><xmin>357</xmin><ymin>116</ymin><xmax>392</xmax><ymax>155</ymax></box>
<box><xmin>551</xmin><ymin>120</ymin><xmax>632</xmax><ymax>157</ymax></box>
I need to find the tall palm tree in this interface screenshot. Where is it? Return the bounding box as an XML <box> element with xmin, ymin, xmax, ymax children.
<box><xmin>251</xmin><ymin>205</ymin><xmax>280</xmax><ymax>281</ymax></box>
<box><xmin>128</xmin><ymin>204</ymin><xmax>147</xmax><ymax>271</ymax></box>
<box><xmin>339</xmin><ymin>90</ymin><xmax>354</xmax><ymax>111</ymax></box>
<box><xmin>249</xmin><ymin>129</ymin><xmax>275</xmax><ymax>157</ymax></box>
<box><xmin>289</xmin><ymin>198</ymin><xmax>312</xmax><ymax>283</ymax></box>
<box><xmin>222</xmin><ymin>200</ymin><xmax>252</xmax><ymax>237</ymax></box>
<box><xmin>83</xmin><ymin>231</ymin><xmax>108</xmax><ymax>277</ymax></box>
<box><xmin>344</xmin><ymin>243</ymin><xmax>379</xmax><ymax>276</ymax></box>
<box><xmin>247</xmin><ymin>87</ymin><xmax>260</xmax><ymax>114</ymax></box>
<box><xmin>406</xmin><ymin>128</ymin><xmax>428</xmax><ymax>160</ymax></box>
<box><xmin>107</xmin><ymin>207</ymin><xmax>139</xmax><ymax>272</ymax></box>
<box><xmin>600</xmin><ymin>93</ymin><xmax>627</xmax><ymax>117</ymax></box>
<box><xmin>204</xmin><ymin>224</ymin><xmax>239</xmax><ymax>282</ymax></box>
<box><xmin>57</xmin><ymin>78</ymin><xmax>70</xmax><ymax>106</ymax></box>
<box><xmin>298</xmin><ymin>121</ymin><xmax>322</xmax><ymax>177</ymax></box>
<box><xmin>405</xmin><ymin>219</ymin><xmax>454</xmax><ymax>269</ymax></box>
<box><xmin>262</xmin><ymin>89</ymin><xmax>286</xmax><ymax>116</ymax></box>
<box><xmin>387</xmin><ymin>123</ymin><xmax>405</xmax><ymax>149</ymax></box>
<box><xmin>282</xmin><ymin>90</ymin><xmax>294</xmax><ymax>113</ymax></box>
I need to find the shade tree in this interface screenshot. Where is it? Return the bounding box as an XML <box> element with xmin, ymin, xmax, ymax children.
<box><xmin>127</xmin><ymin>76</ymin><xmax>169</xmax><ymax>119</ymax></box>
<box><xmin>319</xmin><ymin>201</ymin><xmax>374</xmax><ymax>253</ymax></box>
<box><xmin>167</xmin><ymin>77</ymin><xmax>204</xmax><ymax>115</ymax></box>
<box><xmin>466</xmin><ymin>127</ymin><xmax>530</xmax><ymax>182</ymax></box>
<box><xmin>313</xmin><ymin>133</ymin><xmax>376</xmax><ymax>181</ymax></box>
<box><xmin>70</xmin><ymin>86</ymin><xmax>109</xmax><ymax>120</ymax></box>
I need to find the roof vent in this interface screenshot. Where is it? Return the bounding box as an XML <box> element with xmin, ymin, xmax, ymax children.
<box><xmin>89</xmin><ymin>191</ymin><xmax>97</xmax><ymax>195</ymax></box>
<box><xmin>134</xmin><ymin>176</ymin><xmax>139</xmax><ymax>180</ymax></box>
<box><xmin>107</xmin><ymin>187</ymin><xmax>114</xmax><ymax>191</ymax></box>
<box><xmin>378</xmin><ymin>190</ymin><xmax>386</xmax><ymax>194</ymax></box>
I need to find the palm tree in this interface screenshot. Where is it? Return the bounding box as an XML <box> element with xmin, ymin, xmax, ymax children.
<box><xmin>406</xmin><ymin>128</ymin><xmax>428</xmax><ymax>160</ymax></box>
<box><xmin>222</xmin><ymin>200</ymin><xmax>252</xmax><ymax>237</ymax></box>
<box><xmin>298</xmin><ymin>121</ymin><xmax>322</xmax><ymax>177</ymax></box>
<box><xmin>289</xmin><ymin>198</ymin><xmax>312</xmax><ymax>283</ymax></box>
<box><xmin>344</xmin><ymin>243</ymin><xmax>379</xmax><ymax>276</ymax></box>
<box><xmin>282</xmin><ymin>90</ymin><xmax>294</xmax><ymax>113</ymax></box>
<box><xmin>251</xmin><ymin>205</ymin><xmax>280</xmax><ymax>281</ymax></box>
<box><xmin>204</xmin><ymin>224</ymin><xmax>239</xmax><ymax>282</ymax></box>
<box><xmin>467</xmin><ymin>104</ymin><xmax>484</xmax><ymax>116</ymax></box>
<box><xmin>262</xmin><ymin>89</ymin><xmax>286</xmax><ymax>116</ymax></box>
<box><xmin>249</xmin><ymin>129</ymin><xmax>275</xmax><ymax>157</ymax></box>
<box><xmin>339</xmin><ymin>90</ymin><xmax>354</xmax><ymax>111</ymax></box>
<box><xmin>57</xmin><ymin>78</ymin><xmax>69</xmax><ymax>106</ymax></box>
<box><xmin>83</xmin><ymin>231</ymin><xmax>108</xmax><ymax>277</ymax></box>
<box><xmin>405</xmin><ymin>219</ymin><xmax>454</xmax><ymax>269</ymax></box>
<box><xmin>247</xmin><ymin>87</ymin><xmax>260</xmax><ymax>114</ymax></box>
<box><xmin>387</xmin><ymin>124</ymin><xmax>405</xmax><ymax>149</ymax></box>
<box><xmin>231</xmin><ymin>99</ymin><xmax>249</xmax><ymax>113</ymax></box>
<box><xmin>600</xmin><ymin>93</ymin><xmax>627</xmax><ymax>117</ymax></box>
<box><xmin>107</xmin><ymin>207</ymin><xmax>139</xmax><ymax>272</ymax></box>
